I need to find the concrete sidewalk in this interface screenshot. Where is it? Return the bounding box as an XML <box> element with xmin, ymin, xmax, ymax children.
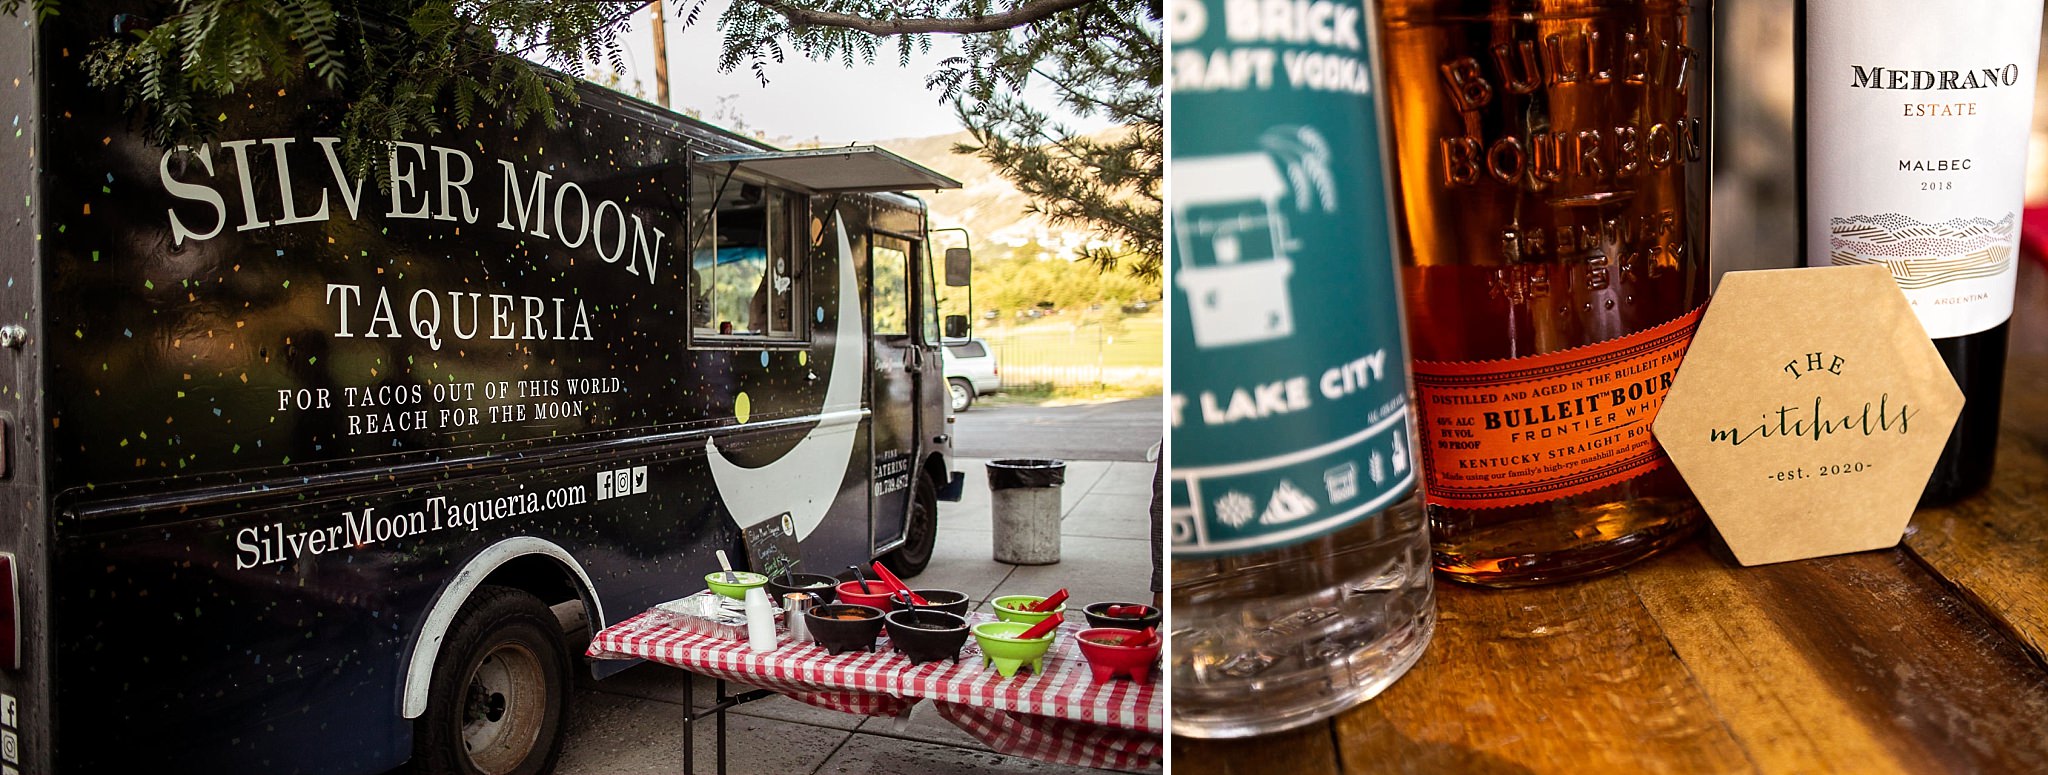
<box><xmin>556</xmin><ymin>457</ymin><xmax>1162</xmax><ymax>775</ymax></box>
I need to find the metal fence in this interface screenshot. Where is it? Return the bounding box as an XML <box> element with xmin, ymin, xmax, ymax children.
<box><xmin>985</xmin><ymin>325</ymin><xmax>1163</xmax><ymax>392</ymax></box>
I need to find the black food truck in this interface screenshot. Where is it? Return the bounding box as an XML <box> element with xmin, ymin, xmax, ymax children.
<box><xmin>0</xmin><ymin>6</ymin><xmax>975</xmax><ymax>773</ymax></box>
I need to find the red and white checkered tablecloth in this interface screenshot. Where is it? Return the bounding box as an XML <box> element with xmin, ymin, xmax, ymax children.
<box><xmin>588</xmin><ymin>609</ymin><xmax>1162</xmax><ymax>770</ymax></box>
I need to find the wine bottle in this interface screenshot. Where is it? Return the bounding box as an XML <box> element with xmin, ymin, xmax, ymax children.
<box><xmin>1168</xmin><ymin>0</ymin><xmax>1435</xmax><ymax>738</ymax></box>
<box><xmin>1800</xmin><ymin>0</ymin><xmax>2042</xmax><ymax>504</ymax></box>
<box><xmin>1374</xmin><ymin>0</ymin><xmax>1715</xmax><ymax>586</ymax></box>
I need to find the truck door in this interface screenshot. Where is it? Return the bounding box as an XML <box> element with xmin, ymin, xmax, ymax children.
<box><xmin>691</xmin><ymin>146</ymin><xmax>960</xmax><ymax>566</ymax></box>
<box><xmin>868</xmin><ymin>233</ymin><xmax>922</xmax><ymax>545</ymax></box>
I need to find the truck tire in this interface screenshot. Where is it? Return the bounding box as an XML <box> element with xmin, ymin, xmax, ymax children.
<box><xmin>948</xmin><ymin>378</ymin><xmax>974</xmax><ymax>412</ymax></box>
<box><xmin>412</xmin><ymin>586</ymin><xmax>570</xmax><ymax>775</ymax></box>
<box><xmin>881</xmin><ymin>473</ymin><xmax>939</xmax><ymax>577</ymax></box>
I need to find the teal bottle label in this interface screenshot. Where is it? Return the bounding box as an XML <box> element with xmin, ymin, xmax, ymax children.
<box><xmin>1168</xmin><ymin>0</ymin><xmax>1414</xmax><ymax>558</ymax></box>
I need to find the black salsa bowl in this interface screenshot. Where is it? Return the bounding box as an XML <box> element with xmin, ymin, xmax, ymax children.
<box><xmin>805</xmin><ymin>604</ymin><xmax>886</xmax><ymax>655</ymax></box>
<box><xmin>1082</xmin><ymin>601</ymin><xmax>1161</xmax><ymax>631</ymax></box>
<box><xmin>767</xmin><ymin>573</ymin><xmax>841</xmax><ymax>606</ymax></box>
<box><xmin>886</xmin><ymin>588</ymin><xmax>970</xmax><ymax>618</ymax></box>
<box><xmin>882</xmin><ymin>609</ymin><xmax>971</xmax><ymax>665</ymax></box>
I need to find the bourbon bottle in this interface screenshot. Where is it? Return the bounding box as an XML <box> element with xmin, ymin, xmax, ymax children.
<box><xmin>1375</xmin><ymin>0</ymin><xmax>1713</xmax><ymax>586</ymax></box>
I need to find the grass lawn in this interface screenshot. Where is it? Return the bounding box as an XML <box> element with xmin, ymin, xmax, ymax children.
<box><xmin>976</xmin><ymin>312</ymin><xmax>1163</xmax><ymax>368</ymax></box>
<box><xmin>966</xmin><ymin>312</ymin><xmax>1162</xmax><ymax>400</ymax></box>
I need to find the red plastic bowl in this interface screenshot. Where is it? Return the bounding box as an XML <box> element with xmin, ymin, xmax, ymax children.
<box><xmin>836</xmin><ymin>580</ymin><xmax>894</xmax><ymax>609</ymax></box>
<box><xmin>1076</xmin><ymin>627</ymin><xmax>1161</xmax><ymax>685</ymax></box>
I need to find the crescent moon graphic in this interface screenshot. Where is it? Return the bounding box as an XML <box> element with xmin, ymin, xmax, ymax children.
<box><xmin>706</xmin><ymin>217</ymin><xmax>866</xmax><ymax>540</ymax></box>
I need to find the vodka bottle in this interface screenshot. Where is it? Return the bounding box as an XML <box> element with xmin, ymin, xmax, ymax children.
<box><xmin>1168</xmin><ymin>0</ymin><xmax>1436</xmax><ymax>738</ymax></box>
<box><xmin>1800</xmin><ymin>0</ymin><xmax>2043</xmax><ymax>504</ymax></box>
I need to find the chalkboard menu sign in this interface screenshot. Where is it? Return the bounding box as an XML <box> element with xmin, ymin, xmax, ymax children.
<box><xmin>742</xmin><ymin>513</ymin><xmax>804</xmax><ymax>580</ymax></box>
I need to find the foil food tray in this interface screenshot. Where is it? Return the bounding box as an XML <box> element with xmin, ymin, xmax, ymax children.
<box><xmin>651</xmin><ymin>590</ymin><xmax>781</xmax><ymax>640</ymax></box>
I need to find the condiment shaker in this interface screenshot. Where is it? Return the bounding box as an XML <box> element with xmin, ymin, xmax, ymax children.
<box><xmin>783</xmin><ymin>592</ymin><xmax>815</xmax><ymax>642</ymax></box>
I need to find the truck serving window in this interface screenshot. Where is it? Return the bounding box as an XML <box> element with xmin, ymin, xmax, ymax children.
<box><xmin>872</xmin><ymin>237</ymin><xmax>911</xmax><ymax>337</ymax></box>
<box><xmin>690</xmin><ymin>169</ymin><xmax>808</xmax><ymax>342</ymax></box>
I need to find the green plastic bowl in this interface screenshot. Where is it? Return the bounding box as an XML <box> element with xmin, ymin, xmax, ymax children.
<box><xmin>971</xmin><ymin>620</ymin><xmax>1056</xmax><ymax>678</ymax></box>
<box><xmin>991</xmin><ymin>595</ymin><xmax>1067</xmax><ymax>625</ymax></box>
<box><xmin>705</xmin><ymin>571</ymin><xmax>768</xmax><ymax>600</ymax></box>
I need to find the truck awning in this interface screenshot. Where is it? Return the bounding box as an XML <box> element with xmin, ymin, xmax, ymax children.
<box><xmin>698</xmin><ymin>146</ymin><xmax>961</xmax><ymax>194</ymax></box>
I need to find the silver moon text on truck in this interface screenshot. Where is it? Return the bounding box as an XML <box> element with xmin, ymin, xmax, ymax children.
<box><xmin>0</xmin><ymin>7</ymin><xmax>974</xmax><ymax>774</ymax></box>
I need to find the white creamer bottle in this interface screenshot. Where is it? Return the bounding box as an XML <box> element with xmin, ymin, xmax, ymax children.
<box><xmin>744</xmin><ymin>587</ymin><xmax>777</xmax><ymax>653</ymax></box>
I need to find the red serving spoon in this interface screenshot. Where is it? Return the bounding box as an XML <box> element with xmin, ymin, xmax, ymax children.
<box><xmin>1096</xmin><ymin>627</ymin><xmax>1157</xmax><ymax>648</ymax></box>
<box><xmin>1017</xmin><ymin>612</ymin><xmax>1063</xmax><ymax>640</ymax></box>
<box><xmin>1106</xmin><ymin>604</ymin><xmax>1149</xmax><ymax>619</ymax></box>
<box><xmin>1028</xmin><ymin>588</ymin><xmax>1069</xmax><ymax>612</ymax></box>
<box><xmin>870</xmin><ymin>561</ymin><xmax>930</xmax><ymax>606</ymax></box>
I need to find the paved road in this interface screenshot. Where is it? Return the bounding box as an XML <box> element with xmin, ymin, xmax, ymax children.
<box><xmin>952</xmin><ymin>396</ymin><xmax>1164</xmax><ymax>461</ymax></box>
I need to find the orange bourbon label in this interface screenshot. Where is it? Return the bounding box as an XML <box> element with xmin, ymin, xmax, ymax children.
<box><xmin>1412</xmin><ymin>307</ymin><xmax>1705</xmax><ymax>509</ymax></box>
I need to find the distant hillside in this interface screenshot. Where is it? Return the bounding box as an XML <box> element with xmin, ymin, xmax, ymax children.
<box><xmin>866</xmin><ymin>130</ymin><xmax>1124</xmax><ymax>259</ymax></box>
<box><xmin>864</xmin><ymin>131</ymin><xmax>1048</xmax><ymax>254</ymax></box>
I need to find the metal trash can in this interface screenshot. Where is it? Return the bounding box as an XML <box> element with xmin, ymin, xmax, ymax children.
<box><xmin>987</xmin><ymin>459</ymin><xmax>1066</xmax><ymax>565</ymax></box>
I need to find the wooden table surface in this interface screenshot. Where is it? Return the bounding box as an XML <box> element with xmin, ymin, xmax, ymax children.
<box><xmin>1174</xmin><ymin>261</ymin><xmax>2048</xmax><ymax>774</ymax></box>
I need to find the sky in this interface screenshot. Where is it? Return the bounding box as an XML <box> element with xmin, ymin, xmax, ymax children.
<box><xmin>598</xmin><ymin>1</ymin><xmax>1106</xmax><ymax>146</ymax></box>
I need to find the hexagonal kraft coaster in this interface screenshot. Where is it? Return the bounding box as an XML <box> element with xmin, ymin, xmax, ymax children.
<box><xmin>1652</xmin><ymin>265</ymin><xmax>1964</xmax><ymax>566</ymax></box>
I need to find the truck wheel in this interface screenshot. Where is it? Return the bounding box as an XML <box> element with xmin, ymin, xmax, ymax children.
<box><xmin>413</xmin><ymin>586</ymin><xmax>570</xmax><ymax>775</ymax></box>
<box><xmin>881</xmin><ymin>473</ymin><xmax>939</xmax><ymax>577</ymax></box>
<box><xmin>948</xmin><ymin>378</ymin><xmax>974</xmax><ymax>412</ymax></box>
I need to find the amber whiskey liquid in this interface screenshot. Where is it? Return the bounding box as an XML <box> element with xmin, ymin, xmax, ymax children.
<box><xmin>1376</xmin><ymin>0</ymin><xmax>1712</xmax><ymax>586</ymax></box>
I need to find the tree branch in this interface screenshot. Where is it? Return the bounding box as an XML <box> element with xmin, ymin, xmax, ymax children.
<box><xmin>751</xmin><ymin>0</ymin><xmax>1096</xmax><ymax>36</ymax></box>
<box><xmin>1029</xmin><ymin>65</ymin><xmax>1121</xmax><ymax>114</ymax></box>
